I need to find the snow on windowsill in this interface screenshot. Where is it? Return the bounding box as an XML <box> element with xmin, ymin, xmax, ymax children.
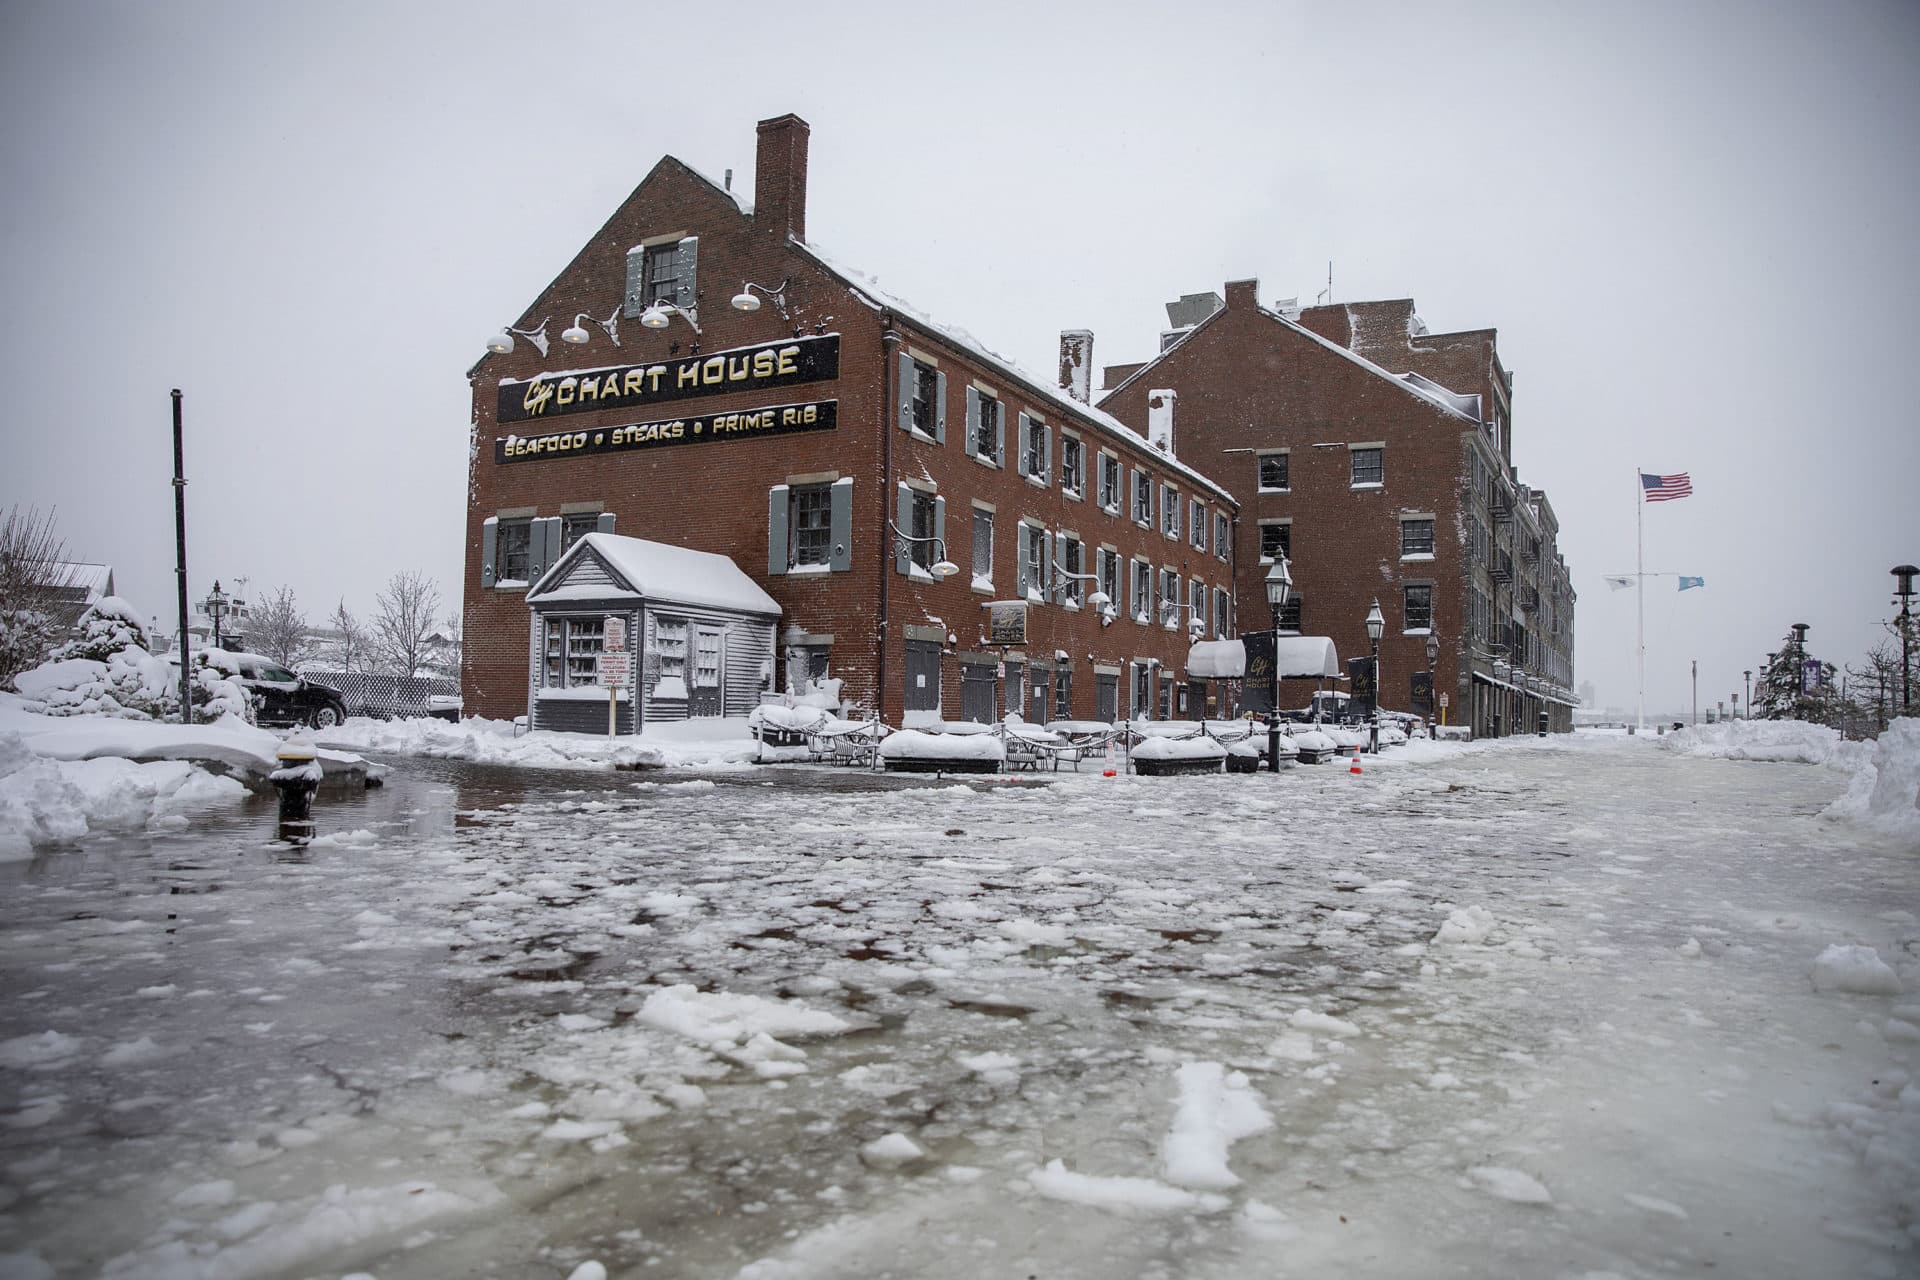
<box><xmin>972</xmin><ymin>454</ymin><xmax>1001</xmax><ymax>469</ymax></box>
<box><xmin>494</xmin><ymin>579</ymin><xmax>529</xmax><ymax>590</ymax></box>
<box><xmin>1400</xmin><ymin>553</ymin><xmax>1435</xmax><ymax>562</ymax></box>
<box><xmin>1401</xmin><ymin>628</ymin><xmax>1433</xmax><ymax>637</ymax></box>
<box><xmin>1351</xmin><ymin>482</ymin><xmax>1384</xmax><ymax>491</ymax></box>
<box><xmin>1257</xmin><ymin>487</ymin><xmax>1291</xmax><ymax>495</ymax></box>
<box><xmin>908</xmin><ymin>565</ymin><xmax>934</xmax><ymax>583</ymax></box>
<box><xmin>971</xmin><ymin>575</ymin><xmax>994</xmax><ymax>594</ymax></box>
<box><xmin>787</xmin><ymin>563</ymin><xmax>832</xmax><ymax>575</ymax></box>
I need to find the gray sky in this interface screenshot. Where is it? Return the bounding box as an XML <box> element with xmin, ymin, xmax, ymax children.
<box><xmin>3</xmin><ymin>0</ymin><xmax>1915</xmax><ymax>714</ymax></box>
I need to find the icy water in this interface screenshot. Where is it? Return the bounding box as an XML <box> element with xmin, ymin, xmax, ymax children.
<box><xmin>0</xmin><ymin>736</ymin><xmax>1913</xmax><ymax>1279</ymax></box>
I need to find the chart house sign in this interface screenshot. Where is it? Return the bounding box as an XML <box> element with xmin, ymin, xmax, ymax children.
<box><xmin>495</xmin><ymin>335</ymin><xmax>840</xmax><ymax>423</ymax></box>
<box><xmin>497</xmin><ymin>400</ymin><xmax>837</xmax><ymax>464</ymax></box>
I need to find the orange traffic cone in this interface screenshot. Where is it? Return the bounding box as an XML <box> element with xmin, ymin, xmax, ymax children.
<box><xmin>1349</xmin><ymin>747</ymin><xmax>1363</xmax><ymax>775</ymax></box>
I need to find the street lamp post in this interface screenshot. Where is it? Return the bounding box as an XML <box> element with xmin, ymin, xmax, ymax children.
<box><xmin>1791</xmin><ymin>623</ymin><xmax>1810</xmax><ymax>710</ymax></box>
<box><xmin>203</xmin><ymin>580</ymin><xmax>230</xmax><ymax>651</ymax></box>
<box><xmin>1893</xmin><ymin>565</ymin><xmax>1917</xmax><ymax>713</ymax></box>
<box><xmin>1743</xmin><ymin>669</ymin><xmax>1752</xmax><ymax>720</ymax></box>
<box><xmin>1264</xmin><ymin>557</ymin><xmax>1292</xmax><ymax>773</ymax></box>
<box><xmin>1365</xmin><ymin>597</ymin><xmax>1385</xmax><ymax>754</ymax></box>
<box><xmin>1425</xmin><ymin>631</ymin><xmax>1440</xmax><ymax>738</ymax></box>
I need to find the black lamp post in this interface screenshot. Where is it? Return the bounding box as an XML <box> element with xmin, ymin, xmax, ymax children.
<box><xmin>1425</xmin><ymin>631</ymin><xmax>1440</xmax><ymax>736</ymax></box>
<box><xmin>1264</xmin><ymin>556</ymin><xmax>1292</xmax><ymax>772</ymax></box>
<box><xmin>1893</xmin><ymin>565</ymin><xmax>1917</xmax><ymax>713</ymax></box>
<box><xmin>1743</xmin><ymin>669</ymin><xmax>1752</xmax><ymax>720</ymax></box>
<box><xmin>1791</xmin><ymin>623</ymin><xmax>1810</xmax><ymax>707</ymax></box>
<box><xmin>1365</xmin><ymin>597</ymin><xmax>1385</xmax><ymax>753</ymax></box>
<box><xmin>203</xmin><ymin>580</ymin><xmax>230</xmax><ymax>651</ymax></box>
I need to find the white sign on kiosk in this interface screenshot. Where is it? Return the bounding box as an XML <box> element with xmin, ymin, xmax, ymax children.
<box><xmin>605</xmin><ymin>616</ymin><xmax>627</xmax><ymax>652</ymax></box>
<box><xmin>599</xmin><ymin>621</ymin><xmax>629</xmax><ymax>738</ymax></box>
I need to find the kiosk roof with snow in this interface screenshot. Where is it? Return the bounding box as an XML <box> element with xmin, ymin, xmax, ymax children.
<box><xmin>1187</xmin><ymin>636</ymin><xmax>1340</xmax><ymax>679</ymax></box>
<box><xmin>527</xmin><ymin>533</ymin><xmax>780</xmax><ymax>617</ymax></box>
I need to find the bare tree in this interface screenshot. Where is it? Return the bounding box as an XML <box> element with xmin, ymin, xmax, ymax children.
<box><xmin>0</xmin><ymin>506</ymin><xmax>74</xmax><ymax>690</ymax></box>
<box><xmin>249</xmin><ymin>585</ymin><xmax>311</xmax><ymax>669</ymax></box>
<box><xmin>325</xmin><ymin>599</ymin><xmax>371</xmax><ymax>674</ymax></box>
<box><xmin>373</xmin><ymin>571</ymin><xmax>441</xmax><ymax>679</ymax></box>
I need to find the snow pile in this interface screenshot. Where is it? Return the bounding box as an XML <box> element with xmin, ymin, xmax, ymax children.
<box><xmin>0</xmin><ymin>730</ymin><xmax>249</xmax><ymax>858</ymax></box>
<box><xmin>1131</xmin><ymin>735</ymin><xmax>1226</xmax><ymax>763</ymax></box>
<box><xmin>1810</xmin><ymin>944</ymin><xmax>1904</xmax><ymax>996</ymax></box>
<box><xmin>638</xmin><ymin>984</ymin><xmax>852</xmax><ymax>1047</ymax></box>
<box><xmin>746</xmin><ymin>703</ymin><xmax>829</xmax><ymax>735</ymax></box>
<box><xmin>1468</xmin><ymin>1165</ymin><xmax>1554</xmax><ymax>1205</ymax></box>
<box><xmin>1028</xmin><ymin>1160</ymin><xmax>1229</xmax><ymax>1216</ymax></box>
<box><xmin>317</xmin><ymin>715</ymin><xmax>770</xmax><ymax>770</ymax></box>
<box><xmin>1823</xmin><ymin>717</ymin><xmax>1920</xmax><ymax>840</ymax></box>
<box><xmin>1161</xmin><ymin>1061</ymin><xmax>1273</xmax><ymax>1190</ymax></box>
<box><xmin>876</xmin><ymin>730</ymin><xmax>1005</xmax><ymax>764</ymax></box>
<box><xmin>1658</xmin><ymin>718</ymin><xmax>1852</xmax><ymax>766</ymax></box>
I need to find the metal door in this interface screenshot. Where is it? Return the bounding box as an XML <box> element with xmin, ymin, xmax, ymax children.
<box><xmin>1096</xmin><ymin>672</ymin><xmax>1118</xmax><ymax>722</ymax></box>
<box><xmin>690</xmin><ymin>626</ymin><xmax>723</xmax><ymax>716</ymax></box>
<box><xmin>960</xmin><ymin>663</ymin><xmax>995</xmax><ymax>722</ymax></box>
<box><xmin>904</xmin><ymin>641</ymin><xmax>942</xmax><ymax>715</ymax></box>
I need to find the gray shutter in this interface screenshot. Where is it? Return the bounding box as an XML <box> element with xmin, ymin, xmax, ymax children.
<box><xmin>829</xmin><ymin>479</ymin><xmax>853</xmax><ymax>572</ymax></box>
<box><xmin>965</xmin><ymin>387</ymin><xmax>979</xmax><ymax>458</ymax></box>
<box><xmin>768</xmin><ymin>485</ymin><xmax>790</xmax><ymax>576</ymax></box>
<box><xmin>994</xmin><ymin>403</ymin><xmax>1005</xmax><ymax>464</ymax></box>
<box><xmin>933</xmin><ymin>371</ymin><xmax>947</xmax><ymax>445</ymax></box>
<box><xmin>596</xmin><ymin>512</ymin><xmax>616</xmax><ymax>536</ymax></box>
<box><xmin>545</xmin><ymin>517</ymin><xmax>563</xmax><ymax>576</ymax></box>
<box><xmin>1042</xmin><ymin>426</ymin><xmax>1053</xmax><ymax>484</ymax></box>
<box><xmin>933</xmin><ymin>495</ymin><xmax>946</xmax><ymax>568</ymax></box>
<box><xmin>674</xmin><ymin>237</ymin><xmax>697</xmax><ymax>309</ymax></box>
<box><xmin>624</xmin><ymin>247</ymin><xmax>646</xmax><ymax>317</ymax></box>
<box><xmin>1131</xmin><ymin>469</ymin><xmax>1141</xmax><ymax>520</ymax></box>
<box><xmin>895</xmin><ymin>484</ymin><xmax>912</xmax><ymax>575</ymax></box>
<box><xmin>1016</xmin><ymin>526</ymin><xmax>1030</xmax><ymax>596</ymax></box>
<box><xmin>1042</xmin><ymin>531</ymin><xmax>1056</xmax><ymax>602</ymax></box>
<box><xmin>481</xmin><ymin>517</ymin><xmax>498</xmax><ymax>588</ymax></box>
<box><xmin>1017</xmin><ymin>413</ymin><xmax>1031</xmax><ymax>477</ymax></box>
<box><xmin>897</xmin><ymin>353</ymin><xmax>915</xmax><ymax>434</ymax></box>
<box><xmin>1056</xmin><ymin>535</ymin><xmax>1070</xmax><ymax>604</ymax></box>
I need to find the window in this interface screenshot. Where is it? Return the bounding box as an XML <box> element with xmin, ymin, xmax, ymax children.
<box><xmin>1214</xmin><ymin>586</ymin><xmax>1229</xmax><ymax>638</ymax></box>
<box><xmin>1132</xmin><ymin>468</ymin><xmax>1151</xmax><ymax>523</ymax></box>
<box><xmin>972</xmin><ymin>508</ymin><xmax>993</xmax><ymax>586</ymax></box>
<box><xmin>1098</xmin><ymin>453</ymin><xmax>1120</xmax><ymax>509</ymax></box>
<box><xmin>1401</xmin><ymin>518</ymin><xmax>1435</xmax><ymax>558</ymax></box>
<box><xmin>560</xmin><ymin>512</ymin><xmax>600</xmax><ymax>552</ymax></box>
<box><xmin>1191</xmin><ymin>500</ymin><xmax>1206</xmax><ymax>550</ymax></box>
<box><xmin>1259</xmin><ymin>522</ymin><xmax>1291</xmax><ymax>562</ymax></box>
<box><xmin>1023</xmin><ymin>416</ymin><xmax>1048</xmax><ymax>480</ymax></box>
<box><xmin>1258</xmin><ymin>452</ymin><xmax>1289</xmax><ymax>491</ymax></box>
<box><xmin>1099</xmin><ymin>547</ymin><xmax>1119</xmax><ymax>608</ymax></box>
<box><xmin>909</xmin><ymin>491</ymin><xmax>936</xmax><ymax>571</ymax></box>
<box><xmin>1191</xmin><ymin>579</ymin><xmax>1206</xmax><ymax>630</ymax></box>
<box><xmin>1278</xmin><ymin>595</ymin><xmax>1303</xmax><ymax>633</ymax></box>
<box><xmin>1060</xmin><ymin>536</ymin><xmax>1083</xmax><ymax>605</ymax></box>
<box><xmin>1404</xmin><ymin>584</ymin><xmax>1433</xmax><ymax>632</ymax></box>
<box><xmin>1216</xmin><ymin>513</ymin><xmax>1230</xmax><ymax>560</ymax></box>
<box><xmin>911</xmin><ymin>361</ymin><xmax>941</xmax><ymax>437</ymax></box>
<box><xmin>1054</xmin><ymin>668</ymin><xmax>1072</xmax><ymax>720</ymax></box>
<box><xmin>971</xmin><ymin>389</ymin><xmax>999</xmax><ymax>460</ymax></box>
<box><xmin>1060</xmin><ymin>436</ymin><xmax>1083</xmax><ymax>496</ymax></box>
<box><xmin>544</xmin><ymin>616</ymin><xmax>604</xmax><ymax>688</ymax></box>
<box><xmin>1159</xmin><ymin>569</ymin><xmax>1181</xmax><ymax>627</ymax></box>
<box><xmin>1024</xmin><ymin>525</ymin><xmax>1047</xmax><ymax>601</ymax></box>
<box><xmin>643</xmin><ymin>240</ymin><xmax>692</xmax><ymax>307</ymax></box>
<box><xmin>1161</xmin><ymin>485</ymin><xmax>1180</xmax><ymax>538</ymax></box>
<box><xmin>651</xmin><ymin>616</ymin><xmax>689</xmax><ymax>697</ymax></box>
<box><xmin>1351</xmin><ymin>447</ymin><xmax>1384</xmax><ymax>487</ymax></box>
<box><xmin>1131</xmin><ymin>558</ymin><xmax>1152</xmax><ymax>623</ymax></box>
<box><xmin>790</xmin><ymin>485</ymin><xmax>832</xmax><ymax>566</ymax></box>
<box><xmin>498</xmin><ymin>518</ymin><xmax>533</xmax><ymax>582</ymax></box>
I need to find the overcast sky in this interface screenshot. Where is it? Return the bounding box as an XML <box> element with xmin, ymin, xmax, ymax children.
<box><xmin>3</xmin><ymin>0</ymin><xmax>1915</xmax><ymax>714</ymax></box>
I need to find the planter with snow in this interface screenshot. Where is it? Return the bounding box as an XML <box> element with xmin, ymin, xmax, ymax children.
<box><xmin>878</xmin><ymin>729</ymin><xmax>1005</xmax><ymax>775</ymax></box>
<box><xmin>1130</xmin><ymin>735</ymin><xmax>1226</xmax><ymax>776</ymax></box>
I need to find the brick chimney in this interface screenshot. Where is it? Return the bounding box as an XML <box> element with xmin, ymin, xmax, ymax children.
<box><xmin>1224</xmin><ymin>278</ymin><xmax>1258</xmax><ymax>310</ymax></box>
<box><xmin>1147</xmin><ymin>389</ymin><xmax>1177</xmax><ymax>457</ymax></box>
<box><xmin>1058</xmin><ymin>330</ymin><xmax>1093</xmax><ymax>402</ymax></box>
<box><xmin>755</xmin><ymin>114</ymin><xmax>810</xmax><ymax>243</ymax></box>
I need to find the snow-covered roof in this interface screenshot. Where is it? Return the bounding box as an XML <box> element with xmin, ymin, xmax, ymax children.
<box><xmin>788</xmin><ymin>240</ymin><xmax>1240</xmax><ymax>506</ymax></box>
<box><xmin>1187</xmin><ymin>636</ymin><xmax>1340</xmax><ymax>679</ymax></box>
<box><xmin>45</xmin><ymin>562</ymin><xmax>112</xmax><ymax>598</ymax></box>
<box><xmin>1101</xmin><ymin>301</ymin><xmax>1482</xmax><ymax>426</ymax></box>
<box><xmin>528</xmin><ymin>533</ymin><xmax>780</xmax><ymax>616</ymax></box>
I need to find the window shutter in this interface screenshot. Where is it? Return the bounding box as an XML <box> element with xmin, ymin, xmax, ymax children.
<box><xmin>596</xmin><ymin>512</ymin><xmax>616</xmax><ymax>536</ymax></box>
<box><xmin>624</xmin><ymin>247</ymin><xmax>647</xmax><ymax>317</ymax></box>
<box><xmin>932</xmin><ymin>495</ymin><xmax>946</xmax><ymax>569</ymax></box>
<box><xmin>481</xmin><ymin>517</ymin><xmax>498</xmax><ymax>588</ymax></box>
<box><xmin>1016</xmin><ymin>527</ymin><xmax>1031</xmax><ymax>596</ymax></box>
<box><xmin>526</xmin><ymin>518</ymin><xmax>545</xmax><ymax>584</ymax></box>
<box><xmin>897</xmin><ymin>354</ymin><xmax>915</xmax><ymax>434</ymax></box>
<box><xmin>895</xmin><ymin>484</ymin><xmax>913</xmax><ymax>575</ymax></box>
<box><xmin>1041</xmin><ymin>531</ymin><xmax>1055</xmax><ymax>602</ymax></box>
<box><xmin>1131</xmin><ymin>470</ymin><xmax>1141</xmax><ymax>519</ymax></box>
<box><xmin>1054</xmin><ymin>534</ymin><xmax>1068</xmax><ymax>603</ymax></box>
<box><xmin>934</xmin><ymin>371</ymin><xmax>947</xmax><ymax>445</ymax></box>
<box><xmin>545</xmin><ymin>517</ymin><xmax>563</xmax><ymax>577</ymax></box>
<box><xmin>674</xmin><ymin>237</ymin><xmax>697</xmax><ymax>310</ymax></box>
<box><xmin>829</xmin><ymin>478</ymin><xmax>853</xmax><ymax>572</ymax></box>
<box><xmin>1042</xmin><ymin>426</ymin><xmax>1053</xmax><ymax>483</ymax></box>
<box><xmin>767</xmin><ymin>485</ymin><xmax>790</xmax><ymax>575</ymax></box>
<box><xmin>1016</xmin><ymin>413</ymin><xmax>1031</xmax><ymax>477</ymax></box>
<box><xmin>994</xmin><ymin>404</ymin><xmax>1005</xmax><ymax>464</ymax></box>
<box><xmin>964</xmin><ymin>386</ymin><xmax>979</xmax><ymax>458</ymax></box>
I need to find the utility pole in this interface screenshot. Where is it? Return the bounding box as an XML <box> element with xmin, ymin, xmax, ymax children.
<box><xmin>1691</xmin><ymin>658</ymin><xmax>1697</xmax><ymax>727</ymax></box>
<box><xmin>172</xmin><ymin>390</ymin><xmax>192</xmax><ymax>725</ymax></box>
<box><xmin>1894</xmin><ymin>566</ymin><xmax>1917</xmax><ymax>714</ymax></box>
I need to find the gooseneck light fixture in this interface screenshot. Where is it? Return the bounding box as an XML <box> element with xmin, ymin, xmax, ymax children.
<box><xmin>1056</xmin><ymin>568</ymin><xmax>1112</xmax><ymax>613</ymax></box>
<box><xmin>484</xmin><ymin>319</ymin><xmax>551</xmax><ymax>357</ymax></box>
<box><xmin>639</xmin><ymin>301</ymin><xmax>701</xmax><ymax>339</ymax></box>
<box><xmin>561</xmin><ymin>309</ymin><xmax>621</xmax><ymax>348</ymax></box>
<box><xmin>730</xmin><ymin>279</ymin><xmax>792</xmax><ymax>321</ymax></box>
<box><xmin>883</xmin><ymin>520</ymin><xmax>960</xmax><ymax>578</ymax></box>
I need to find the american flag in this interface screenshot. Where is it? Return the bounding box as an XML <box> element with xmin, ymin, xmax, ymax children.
<box><xmin>1640</xmin><ymin>471</ymin><xmax>1692</xmax><ymax>502</ymax></box>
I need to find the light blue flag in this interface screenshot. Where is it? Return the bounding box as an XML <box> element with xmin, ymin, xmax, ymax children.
<box><xmin>1678</xmin><ymin>576</ymin><xmax>1705</xmax><ymax>591</ymax></box>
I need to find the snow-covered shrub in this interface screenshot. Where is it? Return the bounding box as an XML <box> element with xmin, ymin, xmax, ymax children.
<box><xmin>14</xmin><ymin>598</ymin><xmax>249</xmax><ymax>722</ymax></box>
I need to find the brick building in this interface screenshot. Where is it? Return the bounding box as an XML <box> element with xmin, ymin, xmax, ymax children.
<box><xmin>1095</xmin><ymin>285</ymin><xmax>1576</xmax><ymax>734</ymax></box>
<box><xmin>464</xmin><ymin>115</ymin><xmax>1239</xmax><ymax>730</ymax></box>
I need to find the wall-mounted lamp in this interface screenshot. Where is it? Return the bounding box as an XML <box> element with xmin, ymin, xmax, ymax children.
<box><xmin>1056</xmin><ymin>569</ymin><xmax>1110</xmax><ymax>612</ymax></box>
<box><xmin>561</xmin><ymin>309</ymin><xmax>621</xmax><ymax>348</ymax></box>
<box><xmin>730</xmin><ymin>279</ymin><xmax>791</xmax><ymax>321</ymax></box>
<box><xmin>485</xmin><ymin>319</ymin><xmax>551</xmax><ymax>357</ymax></box>
<box><xmin>1159</xmin><ymin>600</ymin><xmax>1209</xmax><ymax>640</ymax></box>
<box><xmin>639</xmin><ymin>302</ymin><xmax>701</xmax><ymax>339</ymax></box>
<box><xmin>883</xmin><ymin>520</ymin><xmax>960</xmax><ymax>577</ymax></box>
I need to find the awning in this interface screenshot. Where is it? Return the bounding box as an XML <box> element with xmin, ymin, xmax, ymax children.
<box><xmin>1472</xmin><ymin>670</ymin><xmax>1580</xmax><ymax>708</ymax></box>
<box><xmin>1187</xmin><ymin>636</ymin><xmax>1340</xmax><ymax>679</ymax></box>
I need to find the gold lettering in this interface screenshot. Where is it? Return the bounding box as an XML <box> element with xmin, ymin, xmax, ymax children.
<box><xmin>676</xmin><ymin>361</ymin><xmax>700</xmax><ymax>389</ymax></box>
<box><xmin>775</xmin><ymin>345</ymin><xmax>800</xmax><ymax>376</ymax></box>
<box><xmin>623</xmin><ymin>369</ymin><xmax>645</xmax><ymax>396</ymax></box>
<box><xmin>522</xmin><ymin>380</ymin><xmax>553</xmax><ymax>416</ymax></box>
<box><xmin>702</xmin><ymin>355</ymin><xmax>726</xmax><ymax>384</ymax></box>
<box><xmin>555</xmin><ymin>378</ymin><xmax>576</xmax><ymax>407</ymax></box>
<box><xmin>802</xmin><ymin>404</ymin><xmax>817</xmax><ymax>423</ymax></box>
<box><xmin>646</xmin><ymin>366</ymin><xmax>666</xmax><ymax>392</ymax></box>
<box><xmin>576</xmin><ymin>376</ymin><xmax>598</xmax><ymax>403</ymax></box>
<box><xmin>727</xmin><ymin>355</ymin><xmax>750</xmax><ymax>381</ymax></box>
<box><xmin>573</xmin><ymin>432</ymin><xmax>588</xmax><ymax>450</ymax></box>
<box><xmin>751</xmin><ymin>349</ymin><xmax>775</xmax><ymax>378</ymax></box>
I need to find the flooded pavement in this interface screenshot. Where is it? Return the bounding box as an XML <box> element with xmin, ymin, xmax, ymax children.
<box><xmin>0</xmin><ymin>739</ymin><xmax>1913</xmax><ymax>1279</ymax></box>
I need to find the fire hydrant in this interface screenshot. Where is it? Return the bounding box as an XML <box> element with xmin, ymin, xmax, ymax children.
<box><xmin>270</xmin><ymin>737</ymin><xmax>323</xmax><ymax>841</ymax></box>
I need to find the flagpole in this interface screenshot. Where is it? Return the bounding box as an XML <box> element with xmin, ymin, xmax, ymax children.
<box><xmin>1636</xmin><ymin>468</ymin><xmax>1645</xmax><ymax>733</ymax></box>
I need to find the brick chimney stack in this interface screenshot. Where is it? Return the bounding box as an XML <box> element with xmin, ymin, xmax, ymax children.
<box><xmin>1059</xmin><ymin>330</ymin><xmax>1093</xmax><ymax>403</ymax></box>
<box><xmin>1147</xmin><ymin>389</ymin><xmax>1177</xmax><ymax>458</ymax></box>
<box><xmin>754</xmin><ymin>114</ymin><xmax>810</xmax><ymax>243</ymax></box>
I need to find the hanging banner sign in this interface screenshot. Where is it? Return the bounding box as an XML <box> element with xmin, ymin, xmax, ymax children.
<box><xmin>496</xmin><ymin>400</ymin><xmax>837</xmax><ymax>464</ymax></box>
<box><xmin>1240</xmin><ymin>630</ymin><xmax>1276</xmax><ymax>714</ymax></box>
<box><xmin>496</xmin><ymin>335</ymin><xmax>839</xmax><ymax>424</ymax></box>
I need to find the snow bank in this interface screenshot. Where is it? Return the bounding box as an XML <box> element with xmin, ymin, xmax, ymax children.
<box><xmin>1810</xmin><ymin>944</ymin><xmax>1904</xmax><ymax>996</ymax></box>
<box><xmin>316</xmin><ymin>715</ymin><xmax>766</xmax><ymax>770</ymax></box>
<box><xmin>1659</xmin><ymin>718</ymin><xmax>1855</xmax><ymax>766</ymax></box>
<box><xmin>1822</xmin><ymin>717</ymin><xmax>1920</xmax><ymax>841</ymax></box>
<box><xmin>0</xmin><ymin>730</ymin><xmax>249</xmax><ymax>858</ymax></box>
